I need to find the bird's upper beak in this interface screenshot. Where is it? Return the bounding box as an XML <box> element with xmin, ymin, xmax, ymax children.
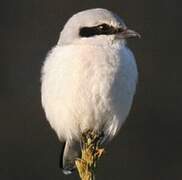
<box><xmin>117</xmin><ymin>28</ymin><xmax>141</xmax><ymax>39</ymax></box>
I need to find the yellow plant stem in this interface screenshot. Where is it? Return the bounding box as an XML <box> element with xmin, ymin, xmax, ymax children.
<box><xmin>75</xmin><ymin>130</ymin><xmax>104</xmax><ymax>180</ymax></box>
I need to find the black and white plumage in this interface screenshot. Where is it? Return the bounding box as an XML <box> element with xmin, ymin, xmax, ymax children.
<box><xmin>41</xmin><ymin>8</ymin><xmax>140</xmax><ymax>174</ymax></box>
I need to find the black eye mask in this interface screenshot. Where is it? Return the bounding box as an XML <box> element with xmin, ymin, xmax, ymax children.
<box><xmin>79</xmin><ymin>23</ymin><xmax>124</xmax><ymax>37</ymax></box>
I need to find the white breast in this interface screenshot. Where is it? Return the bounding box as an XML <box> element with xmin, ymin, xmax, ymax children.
<box><xmin>41</xmin><ymin>43</ymin><xmax>138</xmax><ymax>141</ymax></box>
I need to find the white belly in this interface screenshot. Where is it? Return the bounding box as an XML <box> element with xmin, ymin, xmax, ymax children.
<box><xmin>41</xmin><ymin>44</ymin><xmax>138</xmax><ymax>141</ymax></box>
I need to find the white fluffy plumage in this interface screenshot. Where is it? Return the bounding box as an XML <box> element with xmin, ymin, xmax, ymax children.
<box><xmin>41</xmin><ymin>8</ymin><xmax>139</xmax><ymax>173</ymax></box>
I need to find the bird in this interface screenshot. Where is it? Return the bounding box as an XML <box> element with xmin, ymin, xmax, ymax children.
<box><xmin>41</xmin><ymin>8</ymin><xmax>140</xmax><ymax>175</ymax></box>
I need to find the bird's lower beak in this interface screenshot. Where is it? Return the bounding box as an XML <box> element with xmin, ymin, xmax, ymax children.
<box><xmin>117</xmin><ymin>28</ymin><xmax>141</xmax><ymax>39</ymax></box>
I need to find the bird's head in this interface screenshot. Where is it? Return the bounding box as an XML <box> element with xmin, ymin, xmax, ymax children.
<box><xmin>58</xmin><ymin>8</ymin><xmax>140</xmax><ymax>46</ymax></box>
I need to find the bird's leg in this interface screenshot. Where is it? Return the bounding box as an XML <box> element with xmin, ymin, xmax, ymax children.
<box><xmin>75</xmin><ymin>130</ymin><xmax>105</xmax><ymax>180</ymax></box>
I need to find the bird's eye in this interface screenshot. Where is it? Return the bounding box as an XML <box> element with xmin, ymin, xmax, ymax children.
<box><xmin>79</xmin><ymin>24</ymin><xmax>116</xmax><ymax>37</ymax></box>
<box><xmin>97</xmin><ymin>24</ymin><xmax>110</xmax><ymax>32</ymax></box>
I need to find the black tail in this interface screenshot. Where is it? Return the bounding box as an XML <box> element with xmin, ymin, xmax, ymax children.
<box><xmin>59</xmin><ymin>142</ymin><xmax>66</xmax><ymax>169</ymax></box>
<box><xmin>60</xmin><ymin>140</ymin><xmax>80</xmax><ymax>175</ymax></box>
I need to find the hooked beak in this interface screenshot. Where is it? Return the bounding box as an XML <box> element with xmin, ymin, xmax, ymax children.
<box><xmin>117</xmin><ymin>28</ymin><xmax>141</xmax><ymax>39</ymax></box>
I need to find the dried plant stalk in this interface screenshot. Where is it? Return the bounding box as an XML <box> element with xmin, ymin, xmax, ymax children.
<box><xmin>75</xmin><ymin>130</ymin><xmax>104</xmax><ymax>180</ymax></box>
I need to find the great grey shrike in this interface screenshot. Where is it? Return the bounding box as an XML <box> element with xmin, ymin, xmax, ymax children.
<box><xmin>41</xmin><ymin>8</ymin><xmax>140</xmax><ymax>174</ymax></box>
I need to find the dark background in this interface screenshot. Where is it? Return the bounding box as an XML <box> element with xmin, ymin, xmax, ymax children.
<box><xmin>0</xmin><ymin>0</ymin><xmax>182</xmax><ymax>179</ymax></box>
